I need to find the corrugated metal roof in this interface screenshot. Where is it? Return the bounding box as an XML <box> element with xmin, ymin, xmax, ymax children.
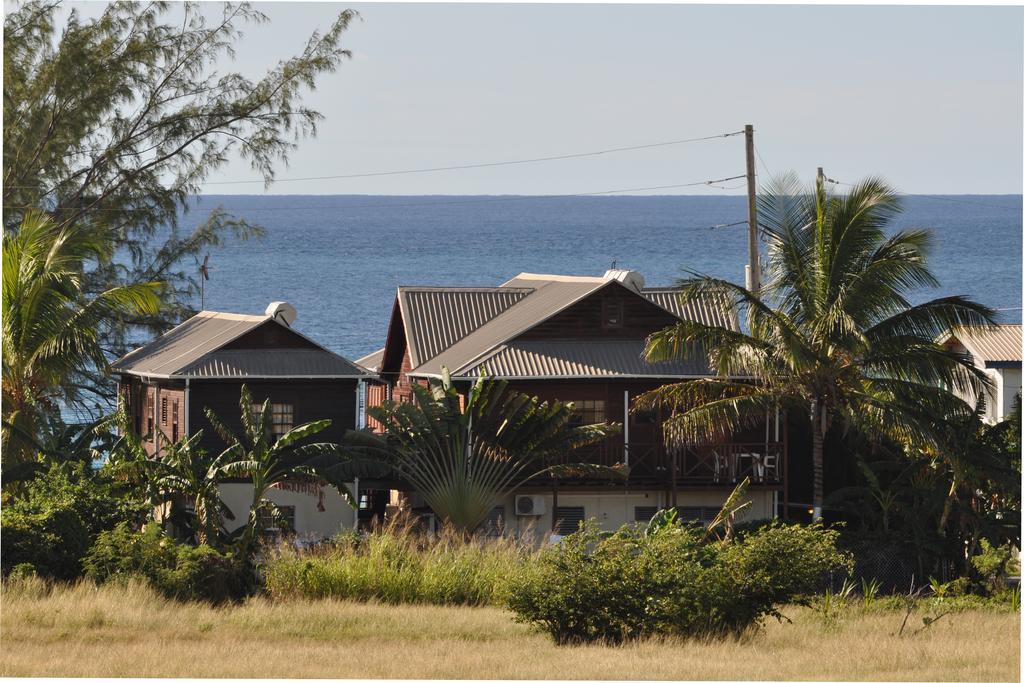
<box><xmin>399</xmin><ymin>287</ymin><xmax>531</xmax><ymax>366</ymax></box>
<box><xmin>951</xmin><ymin>324</ymin><xmax>1022</xmax><ymax>364</ymax></box>
<box><xmin>112</xmin><ymin>311</ymin><xmax>267</xmax><ymax>377</ymax></box>
<box><xmin>180</xmin><ymin>349</ymin><xmax>367</xmax><ymax>378</ymax></box>
<box><xmin>642</xmin><ymin>288</ymin><xmax>739</xmax><ymax>331</ymax></box>
<box><xmin>410</xmin><ymin>278</ymin><xmax>608</xmax><ymax>378</ymax></box>
<box><xmin>354</xmin><ymin>347</ymin><xmax>385</xmax><ymax>372</ymax></box>
<box><xmin>112</xmin><ymin>310</ymin><xmax>367</xmax><ymax>378</ymax></box>
<box><xmin>405</xmin><ymin>274</ymin><xmax>738</xmax><ymax>379</ymax></box>
<box><xmin>454</xmin><ymin>339</ymin><xmax>711</xmax><ymax>378</ymax></box>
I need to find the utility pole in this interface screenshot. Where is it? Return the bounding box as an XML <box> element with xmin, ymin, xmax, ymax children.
<box><xmin>817</xmin><ymin>166</ymin><xmax>825</xmax><ymax>189</ymax></box>
<box><xmin>744</xmin><ymin>124</ymin><xmax>760</xmax><ymax>293</ymax></box>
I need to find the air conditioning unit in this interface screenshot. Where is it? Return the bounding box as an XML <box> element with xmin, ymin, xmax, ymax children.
<box><xmin>515</xmin><ymin>494</ymin><xmax>545</xmax><ymax>516</ymax></box>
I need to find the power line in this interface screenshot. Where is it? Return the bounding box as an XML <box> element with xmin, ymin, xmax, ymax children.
<box><xmin>8</xmin><ymin>174</ymin><xmax>749</xmax><ymax>213</ymax></box>
<box><xmin>753</xmin><ymin>143</ymin><xmax>772</xmax><ymax>179</ymax></box>
<box><xmin>182</xmin><ymin>131</ymin><xmax>747</xmax><ymax>184</ymax></box>
<box><xmin>5</xmin><ymin>130</ymin><xmax>744</xmax><ymax>190</ymax></box>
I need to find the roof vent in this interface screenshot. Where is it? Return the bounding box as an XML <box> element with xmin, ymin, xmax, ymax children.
<box><xmin>603</xmin><ymin>269</ymin><xmax>646</xmax><ymax>293</ymax></box>
<box><xmin>265</xmin><ymin>301</ymin><xmax>297</xmax><ymax>327</ymax></box>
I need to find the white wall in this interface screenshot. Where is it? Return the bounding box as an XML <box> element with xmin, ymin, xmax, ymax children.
<box><xmin>999</xmin><ymin>366</ymin><xmax>1022</xmax><ymax>421</ymax></box>
<box><xmin>492</xmin><ymin>488</ymin><xmax>776</xmax><ymax>541</ymax></box>
<box><xmin>219</xmin><ymin>482</ymin><xmax>356</xmax><ymax>541</ymax></box>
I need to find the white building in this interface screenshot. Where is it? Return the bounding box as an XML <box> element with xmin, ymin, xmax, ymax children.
<box><xmin>942</xmin><ymin>324</ymin><xmax>1022</xmax><ymax>424</ymax></box>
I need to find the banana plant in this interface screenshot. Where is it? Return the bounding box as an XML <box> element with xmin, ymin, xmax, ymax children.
<box><xmin>367</xmin><ymin>370</ymin><xmax>623</xmax><ymax>533</ymax></box>
<box><xmin>208</xmin><ymin>384</ymin><xmax>389</xmax><ymax>558</ymax></box>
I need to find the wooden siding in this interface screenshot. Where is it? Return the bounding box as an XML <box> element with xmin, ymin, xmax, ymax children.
<box><xmin>220</xmin><ymin>321</ymin><xmax>320</xmax><ymax>350</ymax></box>
<box><xmin>117</xmin><ymin>376</ymin><xmax>186</xmax><ymax>456</ymax></box>
<box><xmin>515</xmin><ymin>284</ymin><xmax>678</xmax><ymax>341</ymax></box>
<box><xmin>120</xmin><ymin>375</ymin><xmax>359</xmax><ymax>456</ymax></box>
<box><xmin>187</xmin><ymin>379</ymin><xmax>359</xmax><ymax>455</ymax></box>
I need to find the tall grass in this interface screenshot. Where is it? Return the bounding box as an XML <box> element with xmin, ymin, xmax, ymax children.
<box><xmin>2</xmin><ymin>577</ymin><xmax>1019</xmax><ymax>680</ymax></box>
<box><xmin>263</xmin><ymin>517</ymin><xmax>540</xmax><ymax>606</ymax></box>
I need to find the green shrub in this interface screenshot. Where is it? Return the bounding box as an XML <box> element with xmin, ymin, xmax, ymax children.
<box><xmin>1</xmin><ymin>463</ymin><xmax>149</xmax><ymax>581</ymax></box>
<box><xmin>84</xmin><ymin>522</ymin><xmax>244</xmax><ymax>604</ymax></box>
<box><xmin>1</xmin><ymin>505</ymin><xmax>89</xmax><ymax>580</ymax></box>
<box><xmin>971</xmin><ymin>540</ymin><xmax>1016</xmax><ymax>593</ymax></box>
<box><xmin>264</xmin><ymin>521</ymin><xmax>535</xmax><ymax>606</ymax></box>
<box><xmin>507</xmin><ymin>520</ymin><xmax>851</xmax><ymax>644</ymax></box>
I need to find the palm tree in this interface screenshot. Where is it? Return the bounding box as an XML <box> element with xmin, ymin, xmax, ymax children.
<box><xmin>1</xmin><ymin>412</ymin><xmax>116</xmax><ymax>489</ymax></box>
<box><xmin>366</xmin><ymin>370</ymin><xmax>622</xmax><ymax>532</ymax></box>
<box><xmin>638</xmin><ymin>173</ymin><xmax>994</xmax><ymax>521</ymax></box>
<box><xmin>2</xmin><ymin>211</ymin><xmax>163</xmax><ymax>463</ymax></box>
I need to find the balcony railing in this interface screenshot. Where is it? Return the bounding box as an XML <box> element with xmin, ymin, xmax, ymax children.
<box><xmin>546</xmin><ymin>438</ymin><xmax>784</xmax><ymax>487</ymax></box>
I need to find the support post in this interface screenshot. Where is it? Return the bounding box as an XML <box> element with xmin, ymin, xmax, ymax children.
<box><xmin>183</xmin><ymin>378</ymin><xmax>190</xmax><ymax>437</ymax></box>
<box><xmin>782</xmin><ymin>410</ymin><xmax>790</xmax><ymax>520</ymax></box>
<box><xmin>670</xmin><ymin>450</ymin><xmax>678</xmax><ymax>509</ymax></box>
<box><xmin>745</xmin><ymin>124</ymin><xmax>760</xmax><ymax>294</ymax></box>
<box><xmin>623</xmin><ymin>389</ymin><xmax>630</xmax><ymax>466</ymax></box>
<box><xmin>154</xmin><ymin>384</ymin><xmax>161</xmax><ymax>456</ymax></box>
<box><xmin>352</xmin><ymin>477</ymin><xmax>360</xmax><ymax>532</ymax></box>
<box><xmin>551</xmin><ymin>479</ymin><xmax>559</xmax><ymax>534</ymax></box>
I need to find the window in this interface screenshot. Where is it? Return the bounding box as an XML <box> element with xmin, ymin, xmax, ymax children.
<box><xmin>250</xmin><ymin>402</ymin><xmax>294</xmax><ymax>440</ymax></box>
<box><xmin>145</xmin><ymin>392</ymin><xmax>153</xmax><ymax>438</ymax></box>
<box><xmin>256</xmin><ymin>504</ymin><xmax>295</xmax><ymax>535</ymax></box>
<box><xmin>602</xmin><ymin>299</ymin><xmax>624</xmax><ymax>329</ymax></box>
<box><xmin>569</xmin><ymin>400</ymin><xmax>605</xmax><ymax>426</ymax></box>
<box><xmin>270</xmin><ymin>403</ymin><xmax>294</xmax><ymax>438</ymax></box>
<box><xmin>161</xmin><ymin>396</ymin><xmax>168</xmax><ymax>425</ymax></box>
<box><xmin>634</xmin><ymin>506</ymin><xmax>659</xmax><ymax>522</ymax></box>
<box><xmin>553</xmin><ymin>506</ymin><xmax>585</xmax><ymax>535</ymax></box>
<box><xmin>171</xmin><ymin>400</ymin><xmax>179</xmax><ymax>442</ymax></box>
<box><xmin>676</xmin><ymin>506</ymin><xmax>719</xmax><ymax>525</ymax></box>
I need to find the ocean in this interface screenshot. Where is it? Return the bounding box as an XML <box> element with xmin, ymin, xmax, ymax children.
<box><xmin>178</xmin><ymin>194</ymin><xmax>1023</xmax><ymax>360</ymax></box>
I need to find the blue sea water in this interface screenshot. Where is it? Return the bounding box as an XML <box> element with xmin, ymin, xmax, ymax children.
<box><xmin>178</xmin><ymin>194</ymin><xmax>1023</xmax><ymax>361</ymax></box>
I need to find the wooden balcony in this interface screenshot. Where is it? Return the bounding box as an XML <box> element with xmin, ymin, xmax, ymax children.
<box><xmin>545</xmin><ymin>437</ymin><xmax>785</xmax><ymax>489</ymax></box>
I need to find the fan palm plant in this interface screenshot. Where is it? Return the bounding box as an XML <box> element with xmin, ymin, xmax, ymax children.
<box><xmin>638</xmin><ymin>173</ymin><xmax>994</xmax><ymax>521</ymax></box>
<box><xmin>2</xmin><ymin>211</ymin><xmax>163</xmax><ymax>464</ymax></box>
<box><xmin>366</xmin><ymin>371</ymin><xmax>623</xmax><ymax>533</ymax></box>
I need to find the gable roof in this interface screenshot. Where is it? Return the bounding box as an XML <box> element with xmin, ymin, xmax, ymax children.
<box><xmin>947</xmin><ymin>324</ymin><xmax>1022</xmax><ymax>365</ymax></box>
<box><xmin>398</xmin><ymin>287</ymin><xmax>531</xmax><ymax>367</ymax></box>
<box><xmin>354</xmin><ymin>347</ymin><xmax>386</xmax><ymax>373</ymax></box>
<box><xmin>412</xmin><ymin>277</ymin><xmax>610</xmax><ymax>378</ymax></box>
<box><xmin>112</xmin><ymin>310</ymin><xmax>368</xmax><ymax>379</ymax></box>
<box><xmin>383</xmin><ymin>272</ymin><xmax>737</xmax><ymax>380</ymax></box>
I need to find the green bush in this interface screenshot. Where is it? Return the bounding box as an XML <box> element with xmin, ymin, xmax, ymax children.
<box><xmin>1</xmin><ymin>505</ymin><xmax>89</xmax><ymax>580</ymax></box>
<box><xmin>971</xmin><ymin>540</ymin><xmax>1016</xmax><ymax>593</ymax></box>
<box><xmin>1</xmin><ymin>463</ymin><xmax>149</xmax><ymax>580</ymax></box>
<box><xmin>507</xmin><ymin>520</ymin><xmax>851</xmax><ymax>644</ymax></box>
<box><xmin>264</xmin><ymin>521</ymin><xmax>535</xmax><ymax>606</ymax></box>
<box><xmin>84</xmin><ymin>522</ymin><xmax>244</xmax><ymax>604</ymax></box>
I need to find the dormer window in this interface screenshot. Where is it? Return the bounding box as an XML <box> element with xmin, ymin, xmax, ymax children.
<box><xmin>602</xmin><ymin>299</ymin><xmax>624</xmax><ymax>329</ymax></box>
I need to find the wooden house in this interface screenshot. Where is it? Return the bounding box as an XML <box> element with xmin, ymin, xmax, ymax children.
<box><xmin>356</xmin><ymin>270</ymin><xmax>789</xmax><ymax>535</ymax></box>
<box><xmin>112</xmin><ymin>302</ymin><xmax>370</xmax><ymax>539</ymax></box>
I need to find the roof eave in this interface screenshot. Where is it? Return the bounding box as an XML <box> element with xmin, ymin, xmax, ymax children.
<box><xmin>116</xmin><ymin>369</ymin><xmax>370</xmax><ymax>380</ymax></box>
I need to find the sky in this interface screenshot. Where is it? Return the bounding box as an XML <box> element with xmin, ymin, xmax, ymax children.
<box><xmin>61</xmin><ymin>2</ymin><xmax>1024</xmax><ymax>195</ymax></box>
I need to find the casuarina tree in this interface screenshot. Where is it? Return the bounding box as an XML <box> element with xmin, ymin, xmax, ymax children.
<box><xmin>4</xmin><ymin>1</ymin><xmax>358</xmax><ymax>411</ymax></box>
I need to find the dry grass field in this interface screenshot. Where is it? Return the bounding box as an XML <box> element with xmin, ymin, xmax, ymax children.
<box><xmin>1</xmin><ymin>578</ymin><xmax>1018</xmax><ymax>681</ymax></box>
